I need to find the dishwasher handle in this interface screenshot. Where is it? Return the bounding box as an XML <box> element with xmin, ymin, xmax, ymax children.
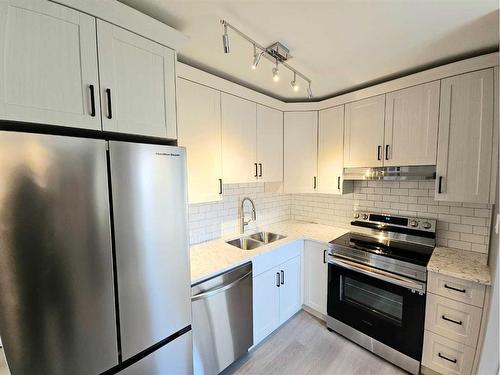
<box><xmin>192</xmin><ymin>270</ymin><xmax>252</xmax><ymax>302</ymax></box>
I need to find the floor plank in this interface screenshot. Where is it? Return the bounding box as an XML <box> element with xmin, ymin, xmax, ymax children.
<box><xmin>223</xmin><ymin>310</ymin><xmax>407</xmax><ymax>375</ymax></box>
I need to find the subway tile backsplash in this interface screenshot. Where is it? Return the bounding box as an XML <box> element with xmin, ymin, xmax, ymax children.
<box><xmin>188</xmin><ymin>180</ymin><xmax>493</xmax><ymax>255</ymax></box>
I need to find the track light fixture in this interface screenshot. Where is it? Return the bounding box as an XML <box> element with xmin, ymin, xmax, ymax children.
<box><xmin>220</xmin><ymin>19</ymin><xmax>313</xmax><ymax>98</ymax></box>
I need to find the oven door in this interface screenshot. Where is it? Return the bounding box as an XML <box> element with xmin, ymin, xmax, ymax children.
<box><xmin>327</xmin><ymin>256</ymin><xmax>426</xmax><ymax>360</ymax></box>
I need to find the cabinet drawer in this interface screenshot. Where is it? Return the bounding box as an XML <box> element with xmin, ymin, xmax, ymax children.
<box><xmin>422</xmin><ymin>330</ymin><xmax>475</xmax><ymax>375</ymax></box>
<box><xmin>425</xmin><ymin>293</ymin><xmax>482</xmax><ymax>347</ymax></box>
<box><xmin>428</xmin><ymin>272</ymin><xmax>485</xmax><ymax>307</ymax></box>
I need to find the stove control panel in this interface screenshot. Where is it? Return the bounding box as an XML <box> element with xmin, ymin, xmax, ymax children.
<box><xmin>353</xmin><ymin>211</ymin><xmax>436</xmax><ymax>233</ymax></box>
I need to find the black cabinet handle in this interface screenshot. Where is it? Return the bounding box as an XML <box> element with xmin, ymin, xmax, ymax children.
<box><xmin>323</xmin><ymin>250</ymin><xmax>327</xmax><ymax>264</ymax></box>
<box><xmin>377</xmin><ymin>145</ymin><xmax>382</xmax><ymax>160</ymax></box>
<box><xmin>385</xmin><ymin>145</ymin><xmax>390</xmax><ymax>160</ymax></box>
<box><xmin>276</xmin><ymin>272</ymin><xmax>280</xmax><ymax>287</ymax></box>
<box><xmin>313</xmin><ymin>176</ymin><xmax>317</xmax><ymax>190</ymax></box>
<box><xmin>254</xmin><ymin>163</ymin><xmax>258</xmax><ymax>177</ymax></box>
<box><xmin>444</xmin><ymin>284</ymin><xmax>466</xmax><ymax>293</ymax></box>
<box><xmin>106</xmin><ymin>88</ymin><xmax>113</xmax><ymax>119</ymax></box>
<box><xmin>438</xmin><ymin>353</ymin><xmax>457</xmax><ymax>364</ymax></box>
<box><xmin>259</xmin><ymin>163</ymin><xmax>262</xmax><ymax>177</ymax></box>
<box><xmin>89</xmin><ymin>85</ymin><xmax>96</xmax><ymax>117</ymax></box>
<box><xmin>280</xmin><ymin>270</ymin><xmax>284</xmax><ymax>285</ymax></box>
<box><xmin>442</xmin><ymin>315</ymin><xmax>463</xmax><ymax>325</ymax></box>
<box><xmin>218</xmin><ymin>179</ymin><xmax>223</xmax><ymax>195</ymax></box>
<box><xmin>438</xmin><ymin>176</ymin><xmax>443</xmax><ymax>194</ymax></box>
<box><xmin>337</xmin><ymin>176</ymin><xmax>341</xmax><ymax>190</ymax></box>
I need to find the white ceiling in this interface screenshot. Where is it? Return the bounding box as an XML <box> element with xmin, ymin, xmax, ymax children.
<box><xmin>118</xmin><ymin>0</ymin><xmax>499</xmax><ymax>102</ymax></box>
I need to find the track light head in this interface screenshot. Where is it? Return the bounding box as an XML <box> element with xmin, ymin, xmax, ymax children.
<box><xmin>272</xmin><ymin>60</ymin><xmax>279</xmax><ymax>82</ymax></box>
<box><xmin>307</xmin><ymin>83</ymin><xmax>313</xmax><ymax>99</ymax></box>
<box><xmin>222</xmin><ymin>24</ymin><xmax>230</xmax><ymax>53</ymax></box>
<box><xmin>251</xmin><ymin>46</ymin><xmax>262</xmax><ymax>70</ymax></box>
<box><xmin>291</xmin><ymin>72</ymin><xmax>299</xmax><ymax>92</ymax></box>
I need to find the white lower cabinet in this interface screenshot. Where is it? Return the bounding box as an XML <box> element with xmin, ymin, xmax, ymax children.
<box><xmin>303</xmin><ymin>241</ymin><xmax>328</xmax><ymax>316</ymax></box>
<box><xmin>252</xmin><ymin>241</ymin><xmax>303</xmax><ymax>345</ymax></box>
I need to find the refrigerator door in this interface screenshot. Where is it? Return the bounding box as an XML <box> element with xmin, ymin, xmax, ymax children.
<box><xmin>0</xmin><ymin>132</ymin><xmax>118</xmax><ymax>374</ymax></box>
<box><xmin>119</xmin><ymin>332</ymin><xmax>193</xmax><ymax>375</ymax></box>
<box><xmin>108</xmin><ymin>142</ymin><xmax>191</xmax><ymax>360</ymax></box>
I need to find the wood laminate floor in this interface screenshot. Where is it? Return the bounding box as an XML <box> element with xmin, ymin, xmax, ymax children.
<box><xmin>223</xmin><ymin>311</ymin><xmax>407</xmax><ymax>375</ymax></box>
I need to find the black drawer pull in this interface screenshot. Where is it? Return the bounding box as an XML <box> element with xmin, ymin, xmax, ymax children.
<box><xmin>313</xmin><ymin>176</ymin><xmax>317</xmax><ymax>189</ymax></box>
<box><xmin>276</xmin><ymin>272</ymin><xmax>280</xmax><ymax>287</ymax></box>
<box><xmin>89</xmin><ymin>84</ymin><xmax>96</xmax><ymax>117</ymax></box>
<box><xmin>280</xmin><ymin>270</ymin><xmax>284</xmax><ymax>285</ymax></box>
<box><xmin>385</xmin><ymin>144</ymin><xmax>390</xmax><ymax>160</ymax></box>
<box><xmin>254</xmin><ymin>163</ymin><xmax>258</xmax><ymax>177</ymax></box>
<box><xmin>442</xmin><ymin>315</ymin><xmax>463</xmax><ymax>325</ymax></box>
<box><xmin>323</xmin><ymin>249</ymin><xmax>327</xmax><ymax>264</ymax></box>
<box><xmin>259</xmin><ymin>163</ymin><xmax>262</xmax><ymax>177</ymax></box>
<box><xmin>438</xmin><ymin>176</ymin><xmax>443</xmax><ymax>194</ymax></box>
<box><xmin>438</xmin><ymin>353</ymin><xmax>457</xmax><ymax>364</ymax></box>
<box><xmin>106</xmin><ymin>88</ymin><xmax>113</xmax><ymax>119</ymax></box>
<box><xmin>377</xmin><ymin>145</ymin><xmax>382</xmax><ymax>160</ymax></box>
<box><xmin>444</xmin><ymin>284</ymin><xmax>466</xmax><ymax>293</ymax></box>
<box><xmin>218</xmin><ymin>179</ymin><xmax>223</xmax><ymax>195</ymax></box>
<box><xmin>337</xmin><ymin>176</ymin><xmax>341</xmax><ymax>190</ymax></box>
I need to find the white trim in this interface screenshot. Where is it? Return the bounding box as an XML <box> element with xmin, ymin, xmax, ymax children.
<box><xmin>49</xmin><ymin>0</ymin><xmax>187</xmax><ymax>50</ymax></box>
<box><xmin>177</xmin><ymin>53</ymin><xmax>499</xmax><ymax>113</ymax></box>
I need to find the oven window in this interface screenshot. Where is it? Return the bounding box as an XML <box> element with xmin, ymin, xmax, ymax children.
<box><xmin>341</xmin><ymin>276</ymin><xmax>403</xmax><ymax>326</ymax></box>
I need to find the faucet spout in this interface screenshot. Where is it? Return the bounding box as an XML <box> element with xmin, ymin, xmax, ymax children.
<box><xmin>240</xmin><ymin>197</ymin><xmax>257</xmax><ymax>234</ymax></box>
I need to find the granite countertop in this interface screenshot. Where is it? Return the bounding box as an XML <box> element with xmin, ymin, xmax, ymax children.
<box><xmin>190</xmin><ymin>220</ymin><xmax>348</xmax><ymax>284</ymax></box>
<box><xmin>427</xmin><ymin>246</ymin><xmax>491</xmax><ymax>285</ymax></box>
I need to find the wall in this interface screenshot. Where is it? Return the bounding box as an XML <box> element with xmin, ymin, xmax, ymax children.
<box><xmin>188</xmin><ymin>183</ymin><xmax>291</xmax><ymax>245</ymax></box>
<box><xmin>291</xmin><ymin>180</ymin><xmax>493</xmax><ymax>255</ymax></box>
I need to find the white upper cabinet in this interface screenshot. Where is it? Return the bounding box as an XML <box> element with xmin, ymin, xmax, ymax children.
<box><xmin>318</xmin><ymin>105</ymin><xmax>351</xmax><ymax>194</ymax></box>
<box><xmin>221</xmin><ymin>93</ymin><xmax>257</xmax><ymax>183</ymax></box>
<box><xmin>0</xmin><ymin>0</ymin><xmax>101</xmax><ymax>130</ymax></box>
<box><xmin>177</xmin><ymin>79</ymin><xmax>222</xmax><ymax>204</ymax></box>
<box><xmin>384</xmin><ymin>81</ymin><xmax>440</xmax><ymax>166</ymax></box>
<box><xmin>436</xmin><ymin>69</ymin><xmax>495</xmax><ymax>203</ymax></box>
<box><xmin>257</xmin><ymin>105</ymin><xmax>283</xmax><ymax>182</ymax></box>
<box><xmin>344</xmin><ymin>95</ymin><xmax>386</xmax><ymax>168</ymax></box>
<box><xmin>284</xmin><ymin>112</ymin><xmax>318</xmax><ymax>193</ymax></box>
<box><xmin>97</xmin><ymin>20</ymin><xmax>177</xmax><ymax>139</ymax></box>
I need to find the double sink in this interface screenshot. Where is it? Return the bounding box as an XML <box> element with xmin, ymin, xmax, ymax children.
<box><xmin>226</xmin><ymin>231</ymin><xmax>287</xmax><ymax>250</ymax></box>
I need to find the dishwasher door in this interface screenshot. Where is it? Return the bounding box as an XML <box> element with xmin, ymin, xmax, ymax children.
<box><xmin>192</xmin><ymin>262</ymin><xmax>253</xmax><ymax>375</ymax></box>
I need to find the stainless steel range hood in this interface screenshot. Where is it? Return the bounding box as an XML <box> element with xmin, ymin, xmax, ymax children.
<box><xmin>343</xmin><ymin>165</ymin><xmax>436</xmax><ymax>181</ymax></box>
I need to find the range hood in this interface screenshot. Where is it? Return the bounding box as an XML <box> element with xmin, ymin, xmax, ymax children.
<box><xmin>343</xmin><ymin>165</ymin><xmax>436</xmax><ymax>181</ymax></box>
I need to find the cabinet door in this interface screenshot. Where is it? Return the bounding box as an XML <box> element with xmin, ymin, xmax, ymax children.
<box><xmin>97</xmin><ymin>20</ymin><xmax>177</xmax><ymax>138</ymax></box>
<box><xmin>257</xmin><ymin>105</ymin><xmax>283</xmax><ymax>182</ymax></box>
<box><xmin>284</xmin><ymin>111</ymin><xmax>318</xmax><ymax>193</ymax></box>
<box><xmin>304</xmin><ymin>241</ymin><xmax>328</xmax><ymax>316</ymax></box>
<box><xmin>253</xmin><ymin>267</ymin><xmax>280</xmax><ymax>345</ymax></box>
<box><xmin>177</xmin><ymin>79</ymin><xmax>222</xmax><ymax>204</ymax></box>
<box><xmin>318</xmin><ymin>105</ymin><xmax>345</xmax><ymax>194</ymax></box>
<box><xmin>344</xmin><ymin>95</ymin><xmax>385</xmax><ymax>167</ymax></box>
<box><xmin>221</xmin><ymin>93</ymin><xmax>257</xmax><ymax>183</ymax></box>
<box><xmin>278</xmin><ymin>255</ymin><xmax>302</xmax><ymax>325</ymax></box>
<box><xmin>436</xmin><ymin>69</ymin><xmax>494</xmax><ymax>203</ymax></box>
<box><xmin>0</xmin><ymin>0</ymin><xmax>101</xmax><ymax>129</ymax></box>
<box><xmin>384</xmin><ymin>81</ymin><xmax>439</xmax><ymax>166</ymax></box>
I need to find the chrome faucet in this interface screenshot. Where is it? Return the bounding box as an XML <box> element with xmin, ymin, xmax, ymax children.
<box><xmin>239</xmin><ymin>197</ymin><xmax>256</xmax><ymax>234</ymax></box>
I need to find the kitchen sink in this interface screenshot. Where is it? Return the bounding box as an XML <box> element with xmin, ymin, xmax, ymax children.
<box><xmin>226</xmin><ymin>237</ymin><xmax>263</xmax><ymax>250</ymax></box>
<box><xmin>248</xmin><ymin>231</ymin><xmax>287</xmax><ymax>244</ymax></box>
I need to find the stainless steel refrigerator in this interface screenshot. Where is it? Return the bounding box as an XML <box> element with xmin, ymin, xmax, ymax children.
<box><xmin>0</xmin><ymin>131</ymin><xmax>192</xmax><ymax>375</ymax></box>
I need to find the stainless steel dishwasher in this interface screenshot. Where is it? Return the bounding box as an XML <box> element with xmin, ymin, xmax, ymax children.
<box><xmin>192</xmin><ymin>262</ymin><xmax>253</xmax><ymax>375</ymax></box>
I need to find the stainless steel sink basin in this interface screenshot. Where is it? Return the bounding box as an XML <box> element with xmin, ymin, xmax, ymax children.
<box><xmin>248</xmin><ymin>232</ymin><xmax>287</xmax><ymax>244</ymax></box>
<box><xmin>226</xmin><ymin>237</ymin><xmax>263</xmax><ymax>250</ymax></box>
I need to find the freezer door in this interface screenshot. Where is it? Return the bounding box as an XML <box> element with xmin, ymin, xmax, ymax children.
<box><xmin>0</xmin><ymin>132</ymin><xmax>118</xmax><ymax>374</ymax></box>
<box><xmin>108</xmin><ymin>142</ymin><xmax>191</xmax><ymax>360</ymax></box>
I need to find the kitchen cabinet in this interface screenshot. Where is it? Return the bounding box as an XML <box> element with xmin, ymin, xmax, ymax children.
<box><xmin>253</xmin><ymin>266</ymin><xmax>281</xmax><ymax>345</ymax></box>
<box><xmin>0</xmin><ymin>0</ymin><xmax>101</xmax><ymax>130</ymax></box>
<box><xmin>435</xmin><ymin>69</ymin><xmax>495</xmax><ymax>203</ymax></box>
<box><xmin>284</xmin><ymin>111</ymin><xmax>318</xmax><ymax>193</ymax></box>
<box><xmin>318</xmin><ymin>105</ymin><xmax>352</xmax><ymax>194</ymax></box>
<box><xmin>303</xmin><ymin>241</ymin><xmax>328</xmax><ymax>316</ymax></box>
<box><xmin>384</xmin><ymin>81</ymin><xmax>440</xmax><ymax>166</ymax></box>
<box><xmin>257</xmin><ymin>104</ymin><xmax>283</xmax><ymax>182</ymax></box>
<box><xmin>177</xmin><ymin>79</ymin><xmax>222</xmax><ymax>204</ymax></box>
<box><xmin>278</xmin><ymin>255</ymin><xmax>301</xmax><ymax>324</ymax></box>
<box><xmin>344</xmin><ymin>94</ymin><xmax>385</xmax><ymax>168</ymax></box>
<box><xmin>97</xmin><ymin>20</ymin><xmax>177</xmax><ymax>139</ymax></box>
<box><xmin>221</xmin><ymin>93</ymin><xmax>257</xmax><ymax>183</ymax></box>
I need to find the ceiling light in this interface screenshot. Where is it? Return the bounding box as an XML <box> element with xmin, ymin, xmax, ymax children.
<box><xmin>307</xmin><ymin>83</ymin><xmax>313</xmax><ymax>99</ymax></box>
<box><xmin>272</xmin><ymin>60</ymin><xmax>279</xmax><ymax>82</ymax></box>
<box><xmin>291</xmin><ymin>72</ymin><xmax>299</xmax><ymax>92</ymax></box>
<box><xmin>251</xmin><ymin>45</ymin><xmax>262</xmax><ymax>70</ymax></box>
<box><xmin>222</xmin><ymin>24</ymin><xmax>230</xmax><ymax>53</ymax></box>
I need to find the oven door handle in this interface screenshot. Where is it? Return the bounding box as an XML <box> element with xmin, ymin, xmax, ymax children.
<box><xmin>329</xmin><ymin>256</ymin><xmax>426</xmax><ymax>293</ymax></box>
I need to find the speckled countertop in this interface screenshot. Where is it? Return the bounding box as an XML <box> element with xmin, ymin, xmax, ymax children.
<box><xmin>190</xmin><ymin>220</ymin><xmax>348</xmax><ymax>284</ymax></box>
<box><xmin>427</xmin><ymin>246</ymin><xmax>491</xmax><ymax>285</ymax></box>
